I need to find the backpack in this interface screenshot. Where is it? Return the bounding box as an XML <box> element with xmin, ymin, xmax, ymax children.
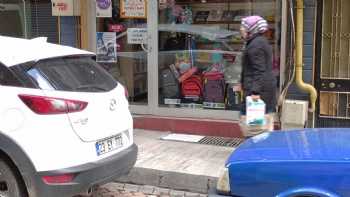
<box><xmin>181</xmin><ymin>75</ymin><xmax>203</xmax><ymax>101</ymax></box>
<box><xmin>203</xmin><ymin>71</ymin><xmax>225</xmax><ymax>104</ymax></box>
<box><xmin>160</xmin><ymin>68</ymin><xmax>180</xmax><ymax>100</ymax></box>
<box><xmin>178</xmin><ymin>67</ymin><xmax>198</xmax><ymax>83</ymax></box>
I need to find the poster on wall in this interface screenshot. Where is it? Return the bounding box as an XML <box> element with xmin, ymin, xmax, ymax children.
<box><xmin>96</xmin><ymin>0</ymin><xmax>112</xmax><ymax>17</ymax></box>
<box><xmin>120</xmin><ymin>0</ymin><xmax>147</xmax><ymax>19</ymax></box>
<box><xmin>96</xmin><ymin>32</ymin><xmax>117</xmax><ymax>63</ymax></box>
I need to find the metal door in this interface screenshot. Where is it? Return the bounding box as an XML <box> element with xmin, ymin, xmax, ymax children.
<box><xmin>315</xmin><ymin>0</ymin><xmax>350</xmax><ymax>127</ymax></box>
<box><xmin>30</xmin><ymin>0</ymin><xmax>58</xmax><ymax>43</ymax></box>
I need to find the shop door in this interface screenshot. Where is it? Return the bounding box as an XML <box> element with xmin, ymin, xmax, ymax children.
<box><xmin>96</xmin><ymin>0</ymin><xmax>148</xmax><ymax>108</ymax></box>
<box><xmin>315</xmin><ymin>0</ymin><xmax>350</xmax><ymax>127</ymax></box>
<box><xmin>30</xmin><ymin>0</ymin><xmax>58</xmax><ymax>43</ymax></box>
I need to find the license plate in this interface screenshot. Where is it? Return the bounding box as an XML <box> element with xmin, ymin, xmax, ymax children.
<box><xmin>95</xmin><ymin>134</ymin><xmax>123</xmax><ymax>156</ymax></box>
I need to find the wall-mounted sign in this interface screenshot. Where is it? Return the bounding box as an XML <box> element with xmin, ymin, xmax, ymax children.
<box><xmin>127</xmin><ymin>28</ymin><xmax>147</xmax><ymax>44</ymax></box>
<box><xmin>96</xmin><ymin>32</ymin><xmax>117</xmax><ymax>63</ymax></box>
<box><xmin>52</xmin><ymin>0</ymin><xmax>80</xmax><ymax>16</ymax></box>
<box><xmin>96</xmin><ymin>0</ymin><xmax>112</xmax><ymax>17</ymax></box>
<box><xmin>120</xmin><ymin>0</ymin><xmax>147</xmax><ymax>19</ymax></box>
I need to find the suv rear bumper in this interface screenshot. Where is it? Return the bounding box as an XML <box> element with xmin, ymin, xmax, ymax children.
<box><xmin>31</xmin><ymin>144</ymin><xmax>138</xmax><ymax>197</ymax></box>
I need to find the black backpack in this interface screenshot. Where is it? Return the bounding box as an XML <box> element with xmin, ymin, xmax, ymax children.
<box><xmin>160</xmin><ymin>68</ymin><xmax>180</xmax><ymax>101</ymax></box>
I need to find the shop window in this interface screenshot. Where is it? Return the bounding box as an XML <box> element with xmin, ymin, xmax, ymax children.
<box><xmin>96</xmin><ymin>0</ymin><xmax>148</xmax><ymax>104</ymax></box>
<box><xmin>0</xmin><ymin>0</ymin><xmax>25</xmax><ymax>38</ymax></box>
<box><xmin>158</xmin><ymin>0</ymin><xmax>281</xmax><ymax>111</ymax></box>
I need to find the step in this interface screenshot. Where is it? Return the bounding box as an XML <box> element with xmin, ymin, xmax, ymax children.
<box><xmin>133</xmin><ymin>115</ymin><xmax>244</xmax><ymax>138</ymax></box>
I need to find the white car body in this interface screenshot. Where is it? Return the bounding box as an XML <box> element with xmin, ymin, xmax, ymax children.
<box><xmin>0</xmin><ymin>36</ymin><xmax>137</xmax><ymax>197</ymax></box>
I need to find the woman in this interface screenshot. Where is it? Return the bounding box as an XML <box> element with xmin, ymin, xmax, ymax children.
<box><xmin>239</xmin><ymin>16</ymin><xmax>277</xmax><ymax>137</ymax></box>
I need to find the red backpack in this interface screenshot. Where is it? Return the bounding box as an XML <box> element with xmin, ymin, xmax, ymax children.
<box><xmin>181</xmin><ymin>75</ymin><xmax>203</xmax><ymax>99</ymax></box>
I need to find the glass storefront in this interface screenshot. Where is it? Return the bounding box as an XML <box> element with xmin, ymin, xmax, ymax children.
<box><xmin>91</xmin><ymin>0</ymin><xmax>284</xmax><ymax>119</ymax></box>
<box><xmin>96</xmin><ymin>0</ymin><xmax>148</xmax><ymax>105</ymax></box>
<box><xmin>158</xmin><ymin>0</ymin><xmax>281</xmax><ymax>111</ymax></box>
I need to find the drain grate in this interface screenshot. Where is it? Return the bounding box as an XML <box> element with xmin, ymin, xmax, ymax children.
<box><xmin>198</xmin><ymin>136</ymin><xmax>244</xmax><ymax>147</ymax></box>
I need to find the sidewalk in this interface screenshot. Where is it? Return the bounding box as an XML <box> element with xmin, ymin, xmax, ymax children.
<box><xmin>115</xmin><ymin>129</ymin><xmax>236</xmax><ymax>194</ymax></box>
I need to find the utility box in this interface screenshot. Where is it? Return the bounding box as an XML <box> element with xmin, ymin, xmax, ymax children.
<box><xmin>281</xmin><ymin>99</ymin><xmax>308</xmax><ymax>130</ymax></box>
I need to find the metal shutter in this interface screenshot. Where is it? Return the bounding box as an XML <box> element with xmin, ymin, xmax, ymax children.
<box><xmin>30</xmin><ymin>0</ymin><xmax>58</xmax><ymax>43</ymax></box>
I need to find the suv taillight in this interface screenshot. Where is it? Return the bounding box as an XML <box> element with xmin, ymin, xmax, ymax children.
<box><xmin>18</xmin><ymin>94</ymin><xmax>88</xmax><ymax>115</ymax></box>
<box><xmin>42</xmin><ymin>174</ymin><xmax>75</xmax><ymax>184</ymax></box>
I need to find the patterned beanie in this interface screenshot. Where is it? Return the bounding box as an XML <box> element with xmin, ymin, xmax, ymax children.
<box><xmin>241</xmin><ymin>16</ymin><xmax>268</xmax><ymax>36</ymax></box>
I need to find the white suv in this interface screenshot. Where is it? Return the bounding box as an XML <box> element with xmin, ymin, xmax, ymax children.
<box><xmin>0</xmin><ymin>36</ymin><xmax>137</xmax><ymax>197</ymax></box>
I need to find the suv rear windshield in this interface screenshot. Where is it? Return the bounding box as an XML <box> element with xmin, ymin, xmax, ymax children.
<box><xmin>27</xmin><ymin>56</ymin><xmax>118</xmax><ymax>92</ymax></box>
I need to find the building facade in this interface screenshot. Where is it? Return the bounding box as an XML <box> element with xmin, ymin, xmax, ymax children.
<box><xmin>286</xmin><ymin>0</ymin><xmax>350</xmax><ymax>128</ymax></box>
<box><xmin>1</xmin><ymin>0</ymin><xmax>349</xmax><ymax>135</ymax></box>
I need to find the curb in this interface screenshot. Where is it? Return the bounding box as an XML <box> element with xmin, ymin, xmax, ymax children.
<box><xmin>115</xmin><ymin>167</ymin><xmax>218</xmax><ymax>194</ymax></box>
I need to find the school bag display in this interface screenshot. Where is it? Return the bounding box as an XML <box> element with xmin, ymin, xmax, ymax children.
<box><xmin>181</xmin><ymin>75</ymin><xmax>203</xmax><ymax>102</ymax></box>
<box><xmin>203</xmin><ymin>71</ymin><xmax>225</xmax><ymax>108</ymax></box>
<box><xmin>178</xmin><ymin>67</ymin><xmax>198</xmax><ymax>83</ymax></box>
<box><xmin>159</xmin><ymin>66</ymin><xmax>180</xmax><ymax>101</ymax></box>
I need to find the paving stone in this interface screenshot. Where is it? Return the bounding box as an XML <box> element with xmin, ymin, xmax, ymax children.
<box><xmin>169</xmin><ymin>190</ymin><xmax>185</xmax><ymax>197</ymax></box>
<box><xmin>153</xmin><ymin>187</ymin><xmax>170</xmax><ymax>195</ymax></box>
<box><xmin>133</xmin><ymin>192</ymin><xmax>147</xmax><ymax>197</ymax></box>
<box><xmin>102</xmin><ymin>182</ymin><xmax>125</xmax><ymax>192</ymax></box>
<box><xmin>184</xmin><ymin>192</ymin><xmax>200</xmax><ymax>197</ymax></box>
<box><xmin>91</xmin><ymin>183</ymin><xmax>206</xmax><ymax>197</ymax></box>
<box><xmin>124</xmin><ymin>184</ymin><xmax>141</xmax><ymax>192</ymax></box>
<box><xmin>139</xmin><ymin>185</ymin><xmax>155</xmax><ymax>194</ymax></box>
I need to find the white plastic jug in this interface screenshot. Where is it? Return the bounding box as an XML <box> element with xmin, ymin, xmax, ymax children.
<box><xmin>246</xmin><ymin>96</ymin><xmax>266</xmax><ymax>126</ymax></box>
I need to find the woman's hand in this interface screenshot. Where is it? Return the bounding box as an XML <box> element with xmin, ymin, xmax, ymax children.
<box><xmin>233</xmin><ymin>84</ymin><xmax>242</xmax><ymax>91</ymax></box>
<box><xmin>251</xmin><ymin>94</ymin><xmax>261</xmax><ymax>101</ymax></box>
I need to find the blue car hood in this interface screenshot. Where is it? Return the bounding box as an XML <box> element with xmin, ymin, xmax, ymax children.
<box><xmin>227</xmin><ymin>128</ymin><xmax>350</xmax><ymax>165</ymax></box>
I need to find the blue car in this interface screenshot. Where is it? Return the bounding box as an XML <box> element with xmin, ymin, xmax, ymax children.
<box><xmin>211</xmin><ymin>128</ymin><xmax>350</xmax><ymax>197</ymax></box>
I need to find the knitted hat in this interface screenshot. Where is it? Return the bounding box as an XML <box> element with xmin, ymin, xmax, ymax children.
<box><xmin>241</xmin><ymin>16</ymin><xmax>268</xmax><ymax>35</ymax></box>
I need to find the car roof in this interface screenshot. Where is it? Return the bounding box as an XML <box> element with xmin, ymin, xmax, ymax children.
<box><xmin>0</xmin><ymin>36</ymin><xmax>94</xmax><ymax>67</ymax></box>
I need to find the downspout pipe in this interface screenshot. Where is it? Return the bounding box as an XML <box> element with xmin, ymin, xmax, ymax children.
<box><xmin>295</xmin><ymin>0</ymin><xmax>317</xmax><ymax>112</ymax></box>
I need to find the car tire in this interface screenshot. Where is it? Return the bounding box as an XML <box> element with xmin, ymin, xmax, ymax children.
<box><xmin>0</xmin><ymin>159</ymin><xmax>26</xmax><ymax>197</ymax></box>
